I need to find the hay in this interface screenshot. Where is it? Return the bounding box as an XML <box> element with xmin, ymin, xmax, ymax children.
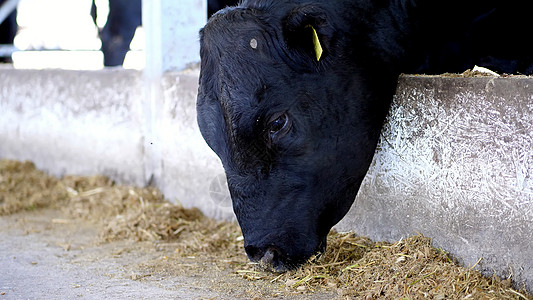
<box><xmin>59</xmin><ymin>174</ymin><xmax>242</xmax><ymax>253</ymax></box>
<box><xmin>1</xmin><ymin>159</ymin><xmax>531</xmax><ymax>299</ymax></box>
<box><xmin>0</xmin><ymin>160</ymin><xmax>68</xmax><ymax>215</ymax></box>
<box><xmin>235</xmin><ymin>233</ymin><xmax>531</xmax><ymax>299</ymax></box>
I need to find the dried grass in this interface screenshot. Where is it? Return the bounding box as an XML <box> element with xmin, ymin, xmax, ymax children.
<box><xmin>234</xmin><ymin>232</ymin><xmax>531</xmax><ymax>299</ymax></box>
<box><xmin>53</xmin><ymin>170</ymin><xmax>242</xmax><ymax>255</ymax></box>
<box><xmin>0</xmin><ymin>160</ymin><xmax>68</xmax><ymax>214</ymax></box>
<box><xmin>1</xmin><ymin>159</ymin><xmax>531</xmax><ymax>299</ymax></box>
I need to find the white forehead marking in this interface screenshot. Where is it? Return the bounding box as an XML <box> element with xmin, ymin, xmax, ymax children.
<box><xmin>250</xmin><ymin>38</ymin><xmax>258</xmax><ymax>49</ymax></box>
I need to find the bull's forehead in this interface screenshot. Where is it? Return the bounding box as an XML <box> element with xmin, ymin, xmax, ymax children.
<box><xmin>199</xmin><ymin>6</ymin><xmax>318</xmax><ymax>171</ymax></box>
<box><xmin>204</xmin><ymin>9</ymin><xmax>279</xmax><ymax>55</ymax></box>
<box><xmin>202</xmin><ymin>9</ymin><xmax>294</xmax><ymax>125</ymax></box>
<box><xmin>202</xmin><ymin>8</ymin><xmax>290</xmax><ymax>79</ymax></box>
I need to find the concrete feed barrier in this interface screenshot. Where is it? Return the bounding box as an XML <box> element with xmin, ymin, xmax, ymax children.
<box><xmin>337</xmin><ymin>75</ymin><xmax>533</xmax><ymax>292</ymax></box>
<box><xmin>0</xmin><ymin>67</ymin><xmax>531</xmax><ymax>292</ymax></box>
<box><xmin>0</xmin><ymin>67</ymin><xmax>232</xmax><ymax>220</ymax></box>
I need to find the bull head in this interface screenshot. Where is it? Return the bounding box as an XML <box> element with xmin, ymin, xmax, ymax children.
<box><xmin>197</xmin><ymin>2</ymin><xmax>396</xmax><ymax>271</ymax></box>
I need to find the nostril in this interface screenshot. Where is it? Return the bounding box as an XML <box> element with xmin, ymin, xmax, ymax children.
<box><xmin>261</xmin><ymin>247</ymin><xmax>278</xmax><ymax>266</ymax></box>
<box><xmin>260</xmin><ymin>247</ymin><xmax>289</xmax><ymax>272</ymax></box>
<box><xmin>245</xmin><ymin>245</ymin><xmax>288</xmax><ymax>272</ymax></box>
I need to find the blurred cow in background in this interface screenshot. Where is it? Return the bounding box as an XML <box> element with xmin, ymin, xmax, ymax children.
<box><xmin>0</xmin><ymin>0</ymin><xmax>17</xmax><ymax>63</ymax></box>
<box><xmin>91</xmin><ymin>0</ymin><xmax>238</xmax><ymax>67</ymax></box>
<box><xmin>91</xmin><ymin>0</ymin><xmax>141</xmax><ymax>67</ymax></box>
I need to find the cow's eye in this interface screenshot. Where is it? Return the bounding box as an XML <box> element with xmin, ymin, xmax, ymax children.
<box><xmin>267</xmin><ymin>112</ymin><xmax>291</xmax><ymax>138</ymax></box>
<box><xmin>270</xmin><ymin>114</ymin><xmax>288</xmax><ymax>133</ymax></box>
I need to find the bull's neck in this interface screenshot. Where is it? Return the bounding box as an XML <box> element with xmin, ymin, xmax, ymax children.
<box><xmin>377</xmin><ymin>0</ymin><xmax>428</xmax><ymax>73</ymax></box>
<box><xmin>360</xmin><ymin>0</ymin><xmax>449</xmax><ymax>75</ymax></box>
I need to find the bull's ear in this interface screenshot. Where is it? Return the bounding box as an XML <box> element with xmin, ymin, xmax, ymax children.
<box><xmin>283</xmin><ymin>5</ymin><xmax>331</xmax><ymax>63</ymax></box>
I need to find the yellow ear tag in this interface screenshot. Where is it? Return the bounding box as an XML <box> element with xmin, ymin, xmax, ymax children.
<box><xmin>309</xmin><ymin>25</ymin><xmax>323</xmax><ymax>61</ymax></box>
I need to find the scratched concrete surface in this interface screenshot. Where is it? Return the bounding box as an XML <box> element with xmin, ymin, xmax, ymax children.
<box><xmin>337</xmin><ymin>75</ymin><xmax>533</xmax><ymax>292</ymax></box>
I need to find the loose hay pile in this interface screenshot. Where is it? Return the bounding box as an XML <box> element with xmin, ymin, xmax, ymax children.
<box><xmin>1</xmin><ymin>159</ymin><xmax>531</xmax><ymax>299</ymax></box>
<box><xmin>262</xmin><ymin>234</ymin><xmax>530</xmax><ymax>299</ymax></box>
<box><xmin>0</xmin><ymin>160</ymin><xmax>68</xmax><ymax>214</ymax></box>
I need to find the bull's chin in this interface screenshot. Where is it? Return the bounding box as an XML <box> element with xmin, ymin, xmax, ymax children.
<box><xmin>257</xmin><ymin>257</ymin><xmax>290</xmax><ymax>273</ymax></box>
<box><xmin>251</xmin><ymin>240</ymin><xmax>327</xmax><ymax>273</ymax></box>
<box><xmin>254</xmin><ymin>257</ymin><xmax>301</xmax><ymax>273</ymax></box>
<box><xmin>249</xmin><ymin>247</ymin><xmax>295</xmax><ymax>273</ymax></box>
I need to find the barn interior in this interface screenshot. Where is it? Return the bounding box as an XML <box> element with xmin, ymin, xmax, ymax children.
<box><xmin>1</xmin><ymin>0</ymin><xmax>532</xmax><ymax>298</ymax></box>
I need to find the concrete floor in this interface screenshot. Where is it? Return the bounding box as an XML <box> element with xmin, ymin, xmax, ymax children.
<box><xmin>0</xmin><ymin>209</ymin><xmax>336</xmax><ymax>299</ymax></box>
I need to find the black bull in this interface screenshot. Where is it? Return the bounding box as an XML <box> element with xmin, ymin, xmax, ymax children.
<box><xmin>196</xmin><ymin>0</ymin><xmax>533</xmax><ymax>271</ymax></box>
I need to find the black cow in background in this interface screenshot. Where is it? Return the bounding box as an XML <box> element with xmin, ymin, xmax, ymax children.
<box><xmin>0</xmin><ymin>0</ymin><xmax>17</xmax><ymax>63</ymax></box>
<box><xmin>91</xmin><ymin>0</ymin><xmax>238</xmax><ymax>67</ymax></box>
<box><xmin>197</xmin><ymin>0</ymin><xmax>533</xmax><ymax>272</ymax></box>
<box><xmin>91</xmin><ymin>0</ymin><xmax>141</xmax><ymax>67</ymax></box>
